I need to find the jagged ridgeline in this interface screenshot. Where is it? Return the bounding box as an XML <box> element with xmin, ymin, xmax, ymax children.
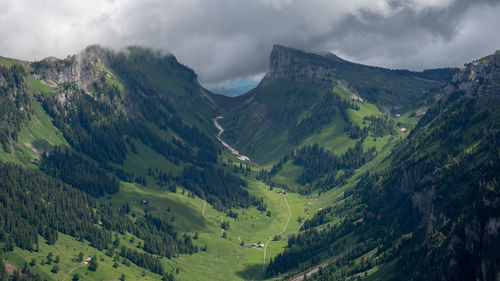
<box><xmin>217</xmin><ymin>45</ymin><xmax>457</xmax><ymax>164</ymax></box>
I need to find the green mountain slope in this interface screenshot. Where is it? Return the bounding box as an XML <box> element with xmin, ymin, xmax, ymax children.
<box><xmin>0</xmin><ymin>46</ymin><xmax>276</xmax><ymax>280</ymax></box>
<box><xmin>217</xmin><ymin>45</ymin><xmax>453</xmax><ymax>164</ymax></box>
<box><xmin>359</xmin><ymin>50</ymin><xmax>500</xmax><ymax>281</ymax></box>
<box><xmin>265</xmin><ymin>50</ymin><xmax>500</xmax><ymax>281</ymax></box>
<box><xmin>0</xmin><ymin>45</ymin><xmax>497</xmax><ymax>281</ymax></box>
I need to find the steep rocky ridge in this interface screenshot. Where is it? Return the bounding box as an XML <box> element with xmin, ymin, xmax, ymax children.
<box><xmin>216</xmin><ymin>45</ymin><xmax>455</xmax><ymax>164</ymax></box>
<box><xmin>21</xmin><ymin>45</ymin><xmax>224</xmax><ymax>168</ymax></box>
<box><xmin>445</xmin><ymin>50</ymin><xmax>500</xmax><ymax>101</ymax></box>
<box><xmin>33</xmin><ymin>45</ymin><xmax>106</xmax><ymax>90</ymax></box>
<box><xmin>33</xmin><ymin>45</ymin><xmax>220</xmax><ymax>133</ymax></box>
<box><xmin>263</xmin><ymin>45</ymin><xmax>337</xmax><ymax>85</ymax></box>
<box><xmin>277</xmin><ymin>49</ymin><xmax>500</xmax><ymax>281</ymax></box>
<box><xmin>359</xmin><ymin>50</ymin><xmax>500</xmax><ymax>281</ymax></box>
<box><xmin>260</xmin><ymin>45</ymin><xmax>454</xmax><ymax>110</ymax></box>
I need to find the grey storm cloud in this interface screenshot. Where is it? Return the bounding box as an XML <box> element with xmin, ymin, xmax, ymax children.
<box><xmin>1</xmin><ymin>0</ymin><xmax>500</xmax><ymax>84</ymax></box>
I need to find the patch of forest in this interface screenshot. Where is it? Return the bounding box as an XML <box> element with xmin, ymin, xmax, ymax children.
<box><xmin>0</xmin><ymin>65</ymin><xmax>30</xmax><ymax>152</ymax></box>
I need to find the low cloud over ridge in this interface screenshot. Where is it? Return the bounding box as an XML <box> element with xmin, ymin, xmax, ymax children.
<box><xmin>1</xmin><ymin>0</ymin><xmax>499</xmax><ymax>84</ymax></box>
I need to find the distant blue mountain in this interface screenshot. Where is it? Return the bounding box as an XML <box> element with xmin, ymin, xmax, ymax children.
<box><xmin>209</xmin><ymin>78</ymin><xmax>259</xmax><ymax>97</ymax></box>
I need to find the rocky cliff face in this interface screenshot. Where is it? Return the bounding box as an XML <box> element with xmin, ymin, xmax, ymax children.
<box><xmin>255</xmin><ymin>45</ymin><xmax>448</xmax><ymax>114</ymax></box>
<box><xmin>444</xmin><ymin>50</ymin><xmax>500</xmax><ymax>101</ymax></box>
<box><xmin>34</xmin><ymin>45</ymin><xmax>107</xmax><ymax>90</ymax></box>
<box><xmin>262</xmin><ymin>45</ymin><xmax>337</xmax><ymax>85</ymax></box>
<box><xmin>373</xmin><ymin>49</ymin><xmax>500</xmax><ymax>281</ymax></box>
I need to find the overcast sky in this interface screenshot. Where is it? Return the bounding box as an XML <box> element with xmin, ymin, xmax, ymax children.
<box><xmin>1</xmin><ymin>0</ymin><xmax>500</xmax><ymax>85</ymax></box>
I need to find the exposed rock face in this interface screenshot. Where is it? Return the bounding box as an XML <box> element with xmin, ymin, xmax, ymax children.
<box><xmin>381</xmin><ymin>49</ymin><xmax>500</xmax><ymax>281</ymax></box>
<box><xmin>257</xmin><ymin>44</ymin><xmax>448</xmax><ymax>115</ymax></box>
<box><xmin>36</xmin><ymin>45</ymin><xmax>107</xmax><ymax>90</ymax></box>
<box><xmin>444</xmin><ymin>50</ymin><xmax>500</xmax><ymax>101</ymax></box>
<box><xmin>0</xmin><ymin>74</ymin><xmax>6</xmax><ymax>88</ymax></box>
<box><xmin>263</xmin><ymin>45</ymin><xmax>337</xmax><ymax>85</ymax></box>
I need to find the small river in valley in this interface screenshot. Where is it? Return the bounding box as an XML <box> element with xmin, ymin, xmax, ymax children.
<box><xmin>212</xmin><ymin>116</ymin><xmax>250</xmax><ymax>161</ymax></box>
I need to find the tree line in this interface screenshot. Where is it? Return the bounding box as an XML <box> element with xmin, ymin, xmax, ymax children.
<box><xmin>259</xmin><ymin>142</ymin><xmax>376</xmax><ymax>193</ymax></box>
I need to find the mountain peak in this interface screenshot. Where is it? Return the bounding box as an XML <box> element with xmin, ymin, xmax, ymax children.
<box><xmin>444</xmin><ymin>49</ymin><xmax>500</xmax><ymax>101</ymax></box>
<box><xmin>271</xmin><ymin>44</ymin><xmax>291</xmax><ymax>52</ymax></box>
<box><xmin>33</xmin><ymin>45</ymin><xmax>111</xmax><ymax>90</ymax></box>
<box><xmin>264</xmin><ymin>44</ymin><xmax>337</xmax><ymax>85</ymax></box>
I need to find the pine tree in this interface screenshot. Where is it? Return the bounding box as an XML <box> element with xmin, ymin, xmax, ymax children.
<box><xmin>88</xmin><ymin>256</ymin><xmax>98</xmax><ymax>271</ymax></box>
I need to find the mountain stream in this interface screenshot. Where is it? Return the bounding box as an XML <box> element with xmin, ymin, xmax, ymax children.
<box><xmin>213</xmin><ymin>116</ymin><xmax>250</xmax><ymax>161</ymax></box>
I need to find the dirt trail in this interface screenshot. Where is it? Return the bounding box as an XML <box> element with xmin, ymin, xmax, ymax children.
<box><xmin>287</xmin><ymin>253</ymin><xmax>350</xmax><ymax>281</ymax></box>
<box><xmin>23</xmin><ymin>141</ymin><xmax>41</xmax><ymax>157</ymax></box>
<box><xmin>288</xmin><ymin>264</ymin><xmax>325</xmax><ymax>281</ymax></box>
<box><xmin>195</xmin><ymin>197</ymin><xmax>208</xmax><ymax>219</ymax></box>
<box><xmin>285</xmin><ymin>196</ymin><xmax>318</xmax><ymax>236</ymax></box>
<box><xmin>262</xmin><ymin>194</ymin><xmax>291</xmax><ymax>272</ymax></box>
<box><xmin>201</xmin><ymin>199</ymin><xmax>207</xmax><ymax>218</ymax></box>
<box><xmin>62</xmin><ymin>262</ymin><xmax>87</xmax><ymax>281</ymax></box>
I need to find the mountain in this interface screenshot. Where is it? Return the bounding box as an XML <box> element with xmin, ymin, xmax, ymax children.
<box><xmin>216</xmin><ymin>45</ymin><xmax>457</xmax><ymax>164</ymax></box>
<box><xmin>33</xmin><ymin>46</ymin><xmax>219</xmax><ymax>131</ymax></box>
<box><xmin>0</xmin><ymin>46</ymin><xmax>268</xmax><ymax>280</ymax></box>
<box><xmin>265</xmin><ymin>50</ymin><xmax>500</xmax><ymax>281</ymax></box>
<box><xmin>364</xmin><ymin>51</ymin><xmax>500</xmax><ymax>280</ymax></box>
<box><xmin>0</xmin><ymin>44</ymin><xmax>498</xmax><ymax>281</ymax></box>
<box><xmin>208</xmin><ymin>78</ymin><xmax>260</xmax><ymax>97</ymax></box>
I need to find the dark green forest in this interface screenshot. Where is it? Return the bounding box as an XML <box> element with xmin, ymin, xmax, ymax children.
<box><xmin>0</xmin><ymin>65</ymin><xmax>30</xmax><ymax>152</ymax></box>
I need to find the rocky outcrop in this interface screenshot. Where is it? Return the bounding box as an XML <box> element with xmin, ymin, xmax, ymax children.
<box><xmin>35</xmin><ymin>45</ymin><xmax>108</xmax><ymax>90</ymax></box>
<box><xmin>0</xmin><ymin>74</ymin><xmax>6</xmax><ymax>88</ymax></box>
<box><xmin>444</xmin><ymin>50</ymin><xmax>500</xmax><ymax>101</ymax></box>
<box><xmin>261</xmin><ymin>45</ymin><xmax>338</xmax><ymax>85</ymax></box>
<box><xmin>255</xmin><ymin>45</ymin><xmax>447</xmax><ymax>115</ymax></box>
<box><xmin>384</xmin><ymin>49</ymin><xmax>500</xmax><ymax>281</ymax></box>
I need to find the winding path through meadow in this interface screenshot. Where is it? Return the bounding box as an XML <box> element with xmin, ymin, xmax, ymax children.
<box><xmin>262</xmin><ymin>194</ymin><xmax>291</xmax><ymax>272</ymax></box>
<box><xmin>62</xmin><ymin>262</ymin><xmax>87</xmax><ymax>281</ymax></box>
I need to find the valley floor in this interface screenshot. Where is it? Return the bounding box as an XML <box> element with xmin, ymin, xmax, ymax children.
<box><xmin>2</xmin><ymin>172</ymin><xmax>317</xmax><ymax>280</ymax></box>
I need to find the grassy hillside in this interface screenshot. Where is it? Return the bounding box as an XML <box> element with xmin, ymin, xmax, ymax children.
<box><xmin>0</xmin><ymin>47</ymin><xmax>319</xmax><ymax>281</ymax></box>
<box><xmin>0</xmin><ymin>71</ymin><xmax>67</xmax><ymax>166</ymax></box>
<box><xmin>1</xmin><ymin>46</ymin><xmax>496</xmax><ymax>281</ymax></box>
<box><xmin>217</xmin><ymin>45</ymin><xmax>445</xmax><ymax>165</ymax></box>
<box><xmin>263</xmin><ymin>50</ymin><xmax>500</xmax><ymax>281</ymax></box>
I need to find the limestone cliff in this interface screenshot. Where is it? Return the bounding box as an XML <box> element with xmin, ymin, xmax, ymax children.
<box><xmin>258</xmin><ymin>44</ymin><xmax>449</xmax><ymax>113</ymax></box>
<box><xmin>34</xmin><ymin>45</ymin><xmax>108</xmax><ymax>90</ymax></box>
<box><xmin>262</xmin><ymin>45</ymin><xmax>337</xmax><ymax>85</ymax></box>
<box><xmin>444</xmin><ymin>50</ymin><xmax>500</xmax><ymax>101</ymax></box>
